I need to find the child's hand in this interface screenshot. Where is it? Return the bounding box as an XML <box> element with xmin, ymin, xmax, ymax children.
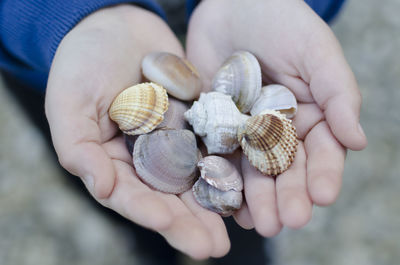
<box><xmin>45</xmin><ymin>5</ymin><xmax>229</xmax><ymax>259</ymax></box>
<box><xmin>186</xmin><ymin>0</ymin><xmax>367</xmax><ymax>235</ymax></box>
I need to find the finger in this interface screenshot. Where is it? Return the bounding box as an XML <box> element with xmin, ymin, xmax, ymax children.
<box><xmin>46</xmin><ymin>102</ymin><xmax>115</xmax><ymax>199</ymax></box>
<box><xmin>276</xmin><ymin>142</ymin><xmax>312</xmax><ymax>229</ymax></box>
<box><xmin>242</xmin><ymin>156</ymin><xmax>282</xmax><ymax>237</ymax></box>
<box><xmin>157</xmin><ymin>193</ymin><xmax>215</xmax><ymax>260</ymax></box>
<box><xmin>101</xmin><ymin>160</ymin><xmax>173</xmax><ymax>231</ymax></box>
<box><xmin>308</xmin><ymin>52</ymin><xmax>367</xmax><ymax>150</ymax></box>
<box><xmin>180</xmin><ymin>191</ymin><xmax>231</xmax><ymax>258</ymax></box>
<box><xmin>305</xmin><ymin>121</ymin><xmax>346</xmax><ymax>206</ymax></box>
<box><xmin>292</xmin><ymin>103</ymin><xmax>324</xmax><ymax>140</ymax></box>
<box><xmin>233</xmin><ymin>201</ymin><xmax>255</xmax><ymax>230</ymax></box>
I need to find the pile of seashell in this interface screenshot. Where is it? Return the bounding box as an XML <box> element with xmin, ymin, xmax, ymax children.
<box><xmin>108</xmin><ymin>51</ymin><xmax>298</xmax><ymax>216</ymax></box>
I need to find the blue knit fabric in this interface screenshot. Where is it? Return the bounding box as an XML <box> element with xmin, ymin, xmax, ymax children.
<box><xmin>0</xmin><ymin>0</ymin><xmax>345</xmax><ymax>91</ymax></box>
<box><xmin>186</xmin><ymin>0</ymin><xmax>345</xmax><ymax>24</ymax></box>
<box><xmin>0</xmin><ymin>0</ymin><xmax>164</xmax><ymax>90</ymax></box>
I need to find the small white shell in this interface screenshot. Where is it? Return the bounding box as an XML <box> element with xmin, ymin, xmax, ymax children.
<box><xmin>184</xmin><ymin>92</ymin><xmax>249</xmax><ymax>154</ymax></box>
<box><xmin>250</xmin><ymin>84</ymin><xmax>297</xmax><ymax>118</ymax></box>
<box><xmin>212</xmin><ymin>51</ymin><xmax>262</xmax><ymax>113</ymax></box>
<box><xmin>142</xmin><ymin>52</ymin><xmax>202</xmax><ymax>100</ymax></box>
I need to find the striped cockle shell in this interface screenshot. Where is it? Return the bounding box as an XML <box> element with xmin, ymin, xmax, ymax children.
<box><xmin>142</xmin><ymin>52</ymin><xmax>202</xmax><ymax>100</ymax></box>
<box><xmin>238</xmin><ymin>110</ymin><xmax>298</xmax><ymax>175</ymax></box>
<box><xmin>250</xmin><ymin>84</ymin><xmax>298</xmax><ymax>119</ymax></box>
<box><xmin>109</xmin><ymin>82</ymin><xmax>168</xmax><ymax>135</ymax></box>
<box><xmin>133</xmin><ymin>129</ymin><xmax>200</xmax><ymax>194</ymax></box>
<box><xmin>193</xmin><ymin>156</ymin><xmax>243</xmax><ymax>216</ymax></box>
<box><xmin>184</xmin><ymin>92</ymin><xmax>250</xmax><ymax>154</ymax></box>
<box><xmin>212</xmin><ymin>51</ymin><xmax>262</xmax><ymax>113</ymax></box>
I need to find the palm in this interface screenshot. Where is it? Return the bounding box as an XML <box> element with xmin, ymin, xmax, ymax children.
<box><xmin>44</xmin><ymin>5</ymin><xmax>231</xmax><ymax>259</ymax></box>
<box><xmin>187</xmin><ymin>0</ymin><xmax>366</xmax><ymax>234</ymax></box>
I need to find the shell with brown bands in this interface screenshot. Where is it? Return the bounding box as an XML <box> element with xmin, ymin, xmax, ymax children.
<box><xmin>238</xmin><ymin>110</ymin><xmax>298</xmax><ymax>175</ymax></box>
<box><xmin>109</xmin><ymin>82</ymin><xmax>169</xmax><ymax>135</ymax></box>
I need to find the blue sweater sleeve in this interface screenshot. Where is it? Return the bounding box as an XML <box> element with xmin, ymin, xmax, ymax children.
<box><xmin>186</xmin><ymin>0</ymin><xmax>346</xmax><ymax>24</ymax></box>
<box><xmin>0</xmin><ymin>0</ymin><xmax>165</xmax><ymax>90</ymax></box>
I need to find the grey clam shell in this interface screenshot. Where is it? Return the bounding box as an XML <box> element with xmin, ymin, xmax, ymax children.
<box><xmin>157</xmin><ymin>98</ymin><xmax>189</xmax><ymax>130</ymax></box>
<box><xmin>193</xmin><ymin>156</ymin><xmax>243</xmax><ymax>216</ymax></box>
<box><xmin>133</xmin><ymin>129</ymin><xmax>200</xmax><ymax>194</ymax></box>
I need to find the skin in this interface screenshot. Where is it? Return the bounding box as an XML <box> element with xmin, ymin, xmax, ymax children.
<box><xmin>186</xmin><ymin>0</ymin><xmax>367</xmax><ymax>235</ymax></box>
<box><xmin>45</xmin><ymin>0</ymin><xmax>367</xmax><ymax>260</ymax></box>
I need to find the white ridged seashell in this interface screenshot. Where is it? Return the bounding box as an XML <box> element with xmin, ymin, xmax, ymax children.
<box><xmin>212</xmin><ymin>51</ymin><xmax>262</xmax><ymax>113</ymax></box>
<box><xmin>193</xmin><ymin>156</ymin><xmax>243</xmax><ymax>216</ymax></box>
<box><xmin>133</xmin><ymin>129</ymin><xmax>200</xmax><ymax>194</ymax></box>
<box><xmin>250</xmin><ymin>84</ymin><xmax>297</xmax><ymax>118</ymax></box>
<box><xmin>142</xmin><ymin>52</ymin><xmax>202</xmax><ymax>100</ymax></box>
<box><xmin>109</xmin><ymin>82</ymin><xmax>168</xmax><ymax>135</ymax></box>
<box><xmin>184</xmin><ymin>92</ymin><xmax>249</xmax><ymax>154</ymax></box>
<box><xmin>238</xmin><ymin>110</ymin><xmax>298</xmax><ymax>175</ymax></box>
<box><xmin>157</xmin><ymin>98</ymin><xmax>189</xmax><ymax>130</ymax></box>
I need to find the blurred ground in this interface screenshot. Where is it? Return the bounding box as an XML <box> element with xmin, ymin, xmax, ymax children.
<box><xmin>1</xmin><ymin>0</ymin><xmax>399</xmax><ymax>265</ymax></box>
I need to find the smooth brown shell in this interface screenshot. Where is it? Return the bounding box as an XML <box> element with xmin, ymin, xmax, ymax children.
<box><xmin>142</xmin><ymin>52</ymin><xmax>202</xmax><ymax>100</ymax></box>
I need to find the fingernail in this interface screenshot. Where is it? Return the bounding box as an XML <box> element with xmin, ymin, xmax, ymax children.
<box><xmin>82</xmin><ymin>175</ymin><xmax>94</xmax><ymax>191</ymax></box>
<box><xmin>357</xmin><ymin>123</ymin><xmax>366</xmax><ymax>138</ymax></box>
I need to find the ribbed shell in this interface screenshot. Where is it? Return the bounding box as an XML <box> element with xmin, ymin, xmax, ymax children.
<box><xmin>109</xmin><ymin>82</ymin><xmax>168</xmax><ymax>135</ymax></box>
<box><xmin>142</xmin><ymin>52</ymin><xmax>202</xmax><ymax>100</ymax></box>
<box><xmin>212</xmin><ymin>51</ymin><xmax>262</xmax><ymax>113</ymax></box>
<box><xmin>133</xmin><ymin>129</ymin><xmax>200</xmax><ymax>194</ymax></box>
<box><xmin>238</xmin><ymin>110</ymin><xmax>298</xmax><ymax>175</ymax></box>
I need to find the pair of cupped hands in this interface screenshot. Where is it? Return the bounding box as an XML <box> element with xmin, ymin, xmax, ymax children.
<box><xmin>45</xmin><ymin>0</ymin><xmax>367</xmax><ymax>260</ymax></box>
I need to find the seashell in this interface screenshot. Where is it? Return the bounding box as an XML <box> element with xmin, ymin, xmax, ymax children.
<box><xmin>142</xmin><ymin>52</ymin><xmax>202</xmax><ymax>100</ymax></box>
<box><xmin>197</xmin><ymin>156</ymin><xmax>243</xmax><ymax>191</ymax></box>
<box><xmin>250</xmin><ymin>84</ymin><xmax>297</xmax><ymax>119</ymax></box>
<box><xmin>193</xmin><ymin>156</ymin><xmax>243</xmax><ymax>216</ymax></box>
<box><xmin>133</xmin><ymin>129</ymin><xmax>200</xmax><ymax>194</ymax></box>
<box><xmin>184</xmin><ymin>92</ymin><xmax>249</xmax><ymax>154</ymax></box>
<box><xmin>109</xmin><ymin>82</ymin><xmax>168</xmax><ymax>135</ymax></box>
<box><xmin>157</xmin><ymin>98</ymin><xmax>189</xmax><ymax>130</ymax></box>
<box><xmin>212</xmin><ymin>51</ymin><xmax>262</xmax><ymax>113</ymax></box>
<box><xmin>238</xmin><ymin>110</ymin><xmax>298</xmax><ymax>175</ymax></box>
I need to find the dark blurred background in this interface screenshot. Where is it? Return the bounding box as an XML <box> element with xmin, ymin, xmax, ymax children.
<box><xmin>1</xmin><ymin>0</ymin><xmax>399</xmax><ymax>264</ymax></box>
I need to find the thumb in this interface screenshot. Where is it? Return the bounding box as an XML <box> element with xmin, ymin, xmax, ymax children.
<box><xmin>45</xmin><ymin>90</ymin><xmax>116</xmax><ymax>199</ymax></box>
<box><xmin>307</xmin><ymin>44</ymin><xmax>367</xmax><ymax>150</ymax></box>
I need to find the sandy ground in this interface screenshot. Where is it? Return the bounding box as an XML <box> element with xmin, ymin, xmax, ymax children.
<box><xmin>1</xmin><ymin>0</ymin><xmax>399</xmax><ymax>264</ymax></box>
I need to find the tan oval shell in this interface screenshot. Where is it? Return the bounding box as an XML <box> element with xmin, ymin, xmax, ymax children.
<box><xmin>142</xmin><ymin>52</ymin><xmax>202</xmax><ymax>100</ymax></box>
<box><xmin>238</xmin><ymin>110</ymin><xmax>298</xmax><ymax>175</ymax></box>
<box><xmin>212</xmin><ymin>51</ymin><xmax>262</xmax><ymax>113</ymax></box>
<box><xmin>109</xmin><ymin>82</ymin><xmax>168</xmax><ymax>135</ymax></box>
<box><xmin>133</xmin><ymin>129</ymin><xmax>200</xmax><ymax>194</ymax></box>
<box><xmin>250</xmin><ymin>84</ymin><xmax>298</xmax><ymax>119</ymax></box>
<box><xmin>184</xmin><ymin>92</ymin><xmax>249</xmax><ymax>154</ymax></box>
